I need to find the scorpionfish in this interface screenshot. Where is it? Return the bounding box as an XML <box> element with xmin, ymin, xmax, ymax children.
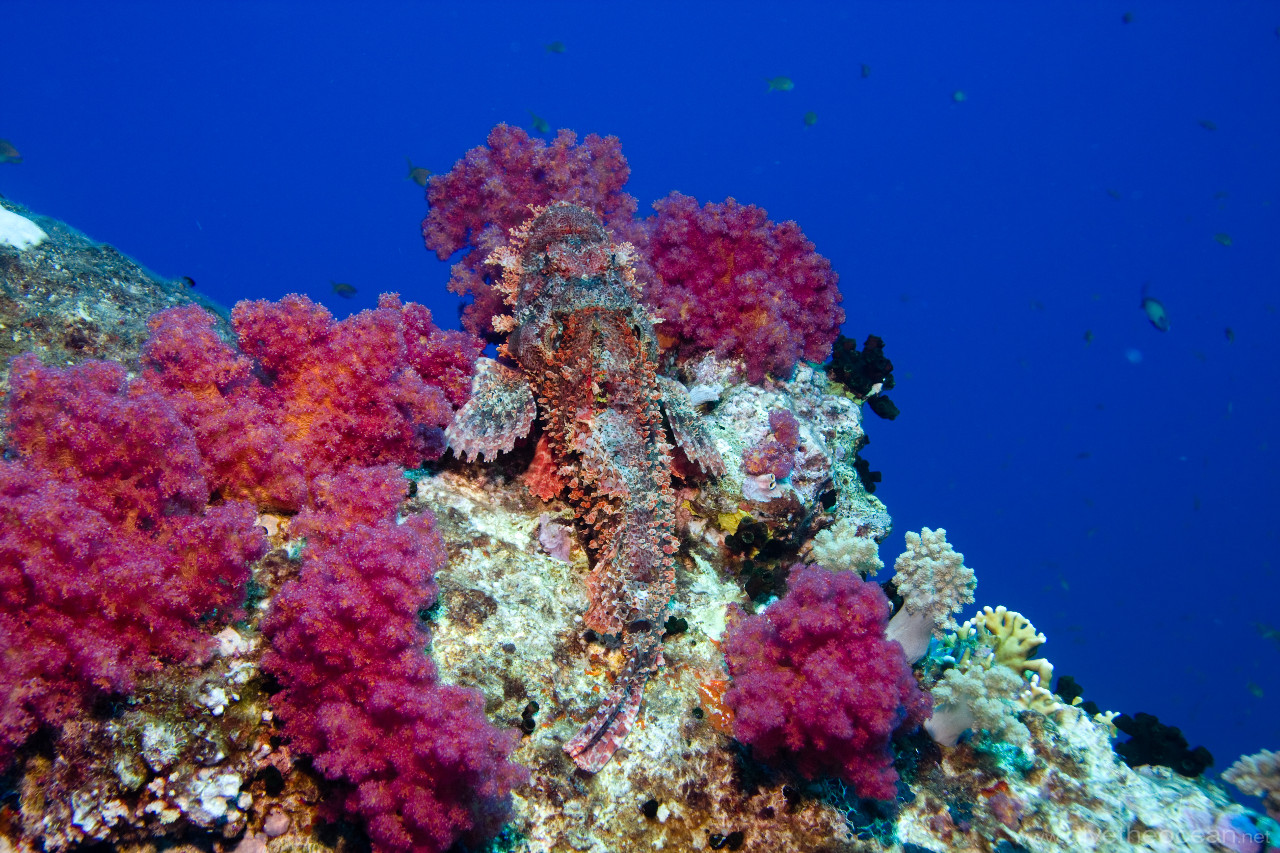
<box><xmin>446</xmin><ymin>202</ymin><xmax>724</xmax><ymax>772</ymax></box>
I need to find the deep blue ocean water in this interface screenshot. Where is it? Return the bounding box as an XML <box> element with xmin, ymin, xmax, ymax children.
<box><xmin>3</xmin><ymin>2</ymin><xmax>1277</xmax><ymax>787</ymax></box>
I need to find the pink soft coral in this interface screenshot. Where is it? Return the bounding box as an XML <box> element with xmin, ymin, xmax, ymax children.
<box><xmin>421</xmin><ymin>124</ymin><xmax>639</xmax><ymax>337</ymax></box>
<box><xmin>723</xmin><ymin>565</ymin><xmax>929</xmax><ymax>799</ymax></box>
<box><xmin>260</xmin><ymin>466</ymin><xmax>526</xmax><ymax>853</ymax></box>
<box><xmin>140</xmin><ymin>305</ymin><xmax>309</xmax><ymax>510</ymax></box>
<box><xmin>142</xmin><ymin>295</ymin><xmax>479</xmax><ymax>510</ymax></box>
<box><xmin>0</xmin><ymin>355</ymin><xmax>265</xmax><ymax>765</ymax></box>
<box><xmin>643</xmin><ymin>193</ymin><xmax>844</xmax><ymax>383</ymax></box>
<box><xmin>232</xmin><ymin>293</ymin><xmax>456</xmax><ymax>475</ymax></box>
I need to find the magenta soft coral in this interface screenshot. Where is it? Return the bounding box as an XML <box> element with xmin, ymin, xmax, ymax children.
<box><xmin>643</xmin><ymin>193</ymin><xmax>845</xmax><ymax>383</ymax></box>
<box><xmin>421</xmin><ymin>124</ymin><xmax>639</xmax><ymax>337</ymax></box>
<box><xmin>261</xmin><ymin>466</ymin><xmax>526</xmax><ymax>853</ymax></box>
<box><xmin>0</xmin><ymin>355</ymin><xmax>265</xmax><ymax>764</ymax></box>
<box><xmin>140</xmin><ymin>305</ymin><xmax>309</xmax><ymax>510</ymax></box>
<box><xmin>231</xmin><ymin>293</ymin><xmax>456</xmax><ymax>475</ymax></box>
<box><xmin>722</xmin><ymin>565</ymin><xmax>930</xmax><ymax>800</ymax></box>
<box><xmin>141</xmin><ymin>294</ymin><xmax>479</xmax><ymax>510</ymax></box>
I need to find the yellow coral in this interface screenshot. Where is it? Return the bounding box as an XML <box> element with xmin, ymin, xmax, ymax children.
<box><xmin>958</xmin><ymin>605</ymin><xmax>1053</xmax><ymax>683</ymax></box>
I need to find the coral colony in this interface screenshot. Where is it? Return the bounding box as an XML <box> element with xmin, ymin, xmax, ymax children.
<box><xmin>1</xmin><ymin>124</ymin><xmax>1277</xmax><ymax>853</ymax></box>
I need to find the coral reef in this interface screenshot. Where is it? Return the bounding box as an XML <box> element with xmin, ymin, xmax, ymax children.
<box><xmin>3</xmin><ymin>138</ymin><xmax>1276</xmax><ymax>853</ymax></box>
<box><xmin>1</xmin><ymin>354</ymin><xmax>265</xmax><ymax>767</ymax></box>
<box><xmin>643</xmin><ymin>192</ymin><xmax>844</xmax><ymax>383</ymax></box>
<box><xmin>260</xmin><ymin>466</ymin><xmax>526</xmax><ymax>853</ymax></box>
<box><xmin>722</xmin><ymin>565</ymin><xmax>931</xmax><ymax>800</ymax></box>
<box><xmin>0</xmin><ymin>198</ymin><xmax>226</xmax><ymax>401</ymax></box>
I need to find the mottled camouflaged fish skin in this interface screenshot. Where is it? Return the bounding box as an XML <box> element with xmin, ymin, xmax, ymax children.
<box><xmin>446</xmin><ymin>202</ymin><xmax>723</xmax><ymax>772</ymax></box>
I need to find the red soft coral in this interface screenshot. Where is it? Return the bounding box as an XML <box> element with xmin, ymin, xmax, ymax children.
<box><xmin>141</xmin><ymin>296</ymin><xmax>480</xmax><ymax>511</ymax></box>
<box><xmin>140</xmin><ymin>306</ymin><xmax>308</xmax><ymax>510</ymax></box>
<box><xmin>421</xmin><ymin>124</ymin><xmax>639</xmax><ymax>337</ymax></box>
<box><xmin>232</xmin><ymin>294</ymin><xmax>455</xmax><ymax>476</ymax></box>
<box><xmin>6</xmin><ymin>353</ymin><xmax>207</xmax><ymax>528</ymax></box>
<box><xmin>261</xmin><ymin>466</ymin><xmax>526</xmax><ymax>853</ymax></box>
<box><xmin>0</xmin><ymin>357</ymin><xmax>265</xmax><ymax>765</ymax></box>
<box><xmin>643</xmin><ymin>193</ymin><xmax>844</xmax><ymax>383</ymax></box>
<box><xmin>400</xmin><ymin>300</ymin><xmax>485</xmax><ymax>410</ymax></box>
<box><xmin>723</xmin><ymin>565</ymin><xmax>930</xmax><ymax>800</ymax></box>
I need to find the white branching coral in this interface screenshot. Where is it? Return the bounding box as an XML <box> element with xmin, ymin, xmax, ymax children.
<box><xmin>885</xmin><ymin>528</ymin><xmax>976</xmax><ymax>662</ymax></box>
<box><xmin>810</xmin><ymin>517</ymin><xmax>883</xmax><ymax>577</ymax></box>
<box><xmin>1224</xmin><ymin>749</ymin><xmax>1280</xmax><ymax>820</ymax></box>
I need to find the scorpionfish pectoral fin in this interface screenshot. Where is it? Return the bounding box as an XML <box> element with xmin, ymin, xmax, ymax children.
<box><xmin>656</xmin><ymin>375</ymin><xmax>725</xmax><ymax>477</ymax></box>
<box><xmin>445</xmin><ymin>357</ymin><xmax>537</xmax><ymax>462</ymax></box>
<box><xmin>564</xmin><ymin>672</ymin><xmax>647</xmax><ymax>773</ymax></box>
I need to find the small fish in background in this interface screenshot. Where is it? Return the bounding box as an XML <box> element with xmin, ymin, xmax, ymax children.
<box><xmin>1213</xmin><ymin>190</ymin><xmax>1229</xmax><ymax>199</ymax></box>
<box><xmin>1029</xmin><ymin>299</ymin><xmax>1045</xmax><ymax>311</ymax></box>
<box><xmin>1224</xmin><ymin>327</ymin><xmax>1235</xmax><ymax>343</ymax></box>
<box><xmin>1122</xmin><ymin>11</ymin><xmax>1135</xmax><ymax>23</ymax></box>
<box><xmin>860</xmin><ymin>63</ymin><xmax>871</xmax><ymax>79</ymax></box>
<box><xmin>331</xmin><ymin>281</ymin><xmax>357</xmax><ymax>298</ymax></box>
<box><xmin>1106</xmin><ymin>188</ymin><xmax>1122</xmax><ymax>200</ymax></box>
<box><xmin>1198</xmin><ymin>118</ymin><xmax>1218</xmax><ymax>131</ymax></box>
<box><xmin>1083</xmin><ymin>329</ymin><xmax>1094</xmax><ymax>346</ymax></box>
<box><xmin>951</xmin><ymin>89</ymin><xmax>967</xmax><ymax>102</ymax></box>
<box><xmin>545</xmin><ymin>41</ymin><xmax>566</xmax><ymax>54</ymax></box>
<box><xmin>178</xmin><ymin>275</ymin><xmax>196</xmax><ymax>289</ymax></box>
<box><xmin>1140</xmin><ymin>284</ymin><xmax>1170</xmax><ymax>331</ymax></box>
<box><xmin>803</xmin><ymin>111</ymin><xmax>817</xmax><ymax>127</ymax></box>
<box><xmin>1247</xmin><ymin>682</ymin><xmax>1264</xmax><ymax>699</ymax></box>
<box><xmin>528</xmin><ymin>111</ymin><xmax>551</xmax><ymax>133</ymax></box>
<box><xmin>0</xmin><ymin>139</ymin><xmax>21</xmax><ymax>164</ymax></box>
<box><xmin>765</xmin><ymin>76</ymin><xmax>794</xmax><ymax>92</ymax></box>
<box><xmin>1257</xmin><ymin>622</ymin><xmax>1280</xmax><ymax>649</ymax></box>
<box><xmin>1213</xmin><ymin>233</ymin><xmax>1232</xmax><ymax>246</ymax></box>
<box><xmin>405</xmin><ymin>157</ymin><xmax>431</xmax><ymax>187</ymax></box>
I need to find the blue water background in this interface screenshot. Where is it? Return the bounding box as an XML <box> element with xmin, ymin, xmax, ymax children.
<box><xmin>4</xmin><ymin>3</ymin><xmax>1277</xmax><ymax>781</ymax></box>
